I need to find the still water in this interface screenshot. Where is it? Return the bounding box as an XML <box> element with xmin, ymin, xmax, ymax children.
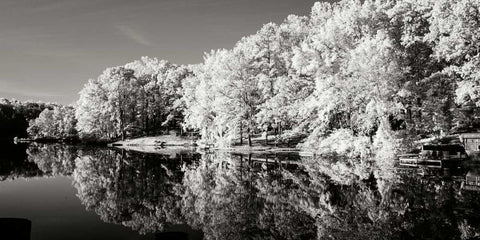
<box><xmin>1</xmin><ymin>143</ymin><xmax>480</xmax><ymax>240</ymax></box>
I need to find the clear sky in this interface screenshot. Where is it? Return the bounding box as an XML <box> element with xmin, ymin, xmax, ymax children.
<box><xmin>0</xmin><ymin>0</ymin><xmax>329</xmax><ymax>104</ymax></box>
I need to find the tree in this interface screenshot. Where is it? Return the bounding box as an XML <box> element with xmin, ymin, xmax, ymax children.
<box><xmin>182</xmin><ymin>51</ymin><xmax>230</xmax><ymax>144</ymax></box>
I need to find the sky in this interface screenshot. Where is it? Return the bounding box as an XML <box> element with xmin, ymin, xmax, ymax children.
<box><xmin>0</xmin><ymin>0</ymin><xmax>329</xmax><ymax>104</ymax></box>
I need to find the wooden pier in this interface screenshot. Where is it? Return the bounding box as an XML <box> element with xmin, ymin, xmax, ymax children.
<box><xmin>398</xmin><ymin>144</ymin><xmax>467</xmax><ymax>168</ymax></box>
<box><xmin>398</xmin><ymin>156</ymin><xmax>443</xmax><ymax>168</ymax></box>
<box><xmin>398</xmin><ymin>155</ymin><xmax>465</xmax><ymax>168</ymax></box>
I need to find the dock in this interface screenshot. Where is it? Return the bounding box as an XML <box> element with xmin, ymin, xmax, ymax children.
<box><xmin>398</xmin><ymin>144</ymin><xmax>467</xmax><ymax>168</ymax></box>
<box><xmin>398</xmin><ymin>154</ymin><xmax>464</xmax><ymax>168</ymax></box>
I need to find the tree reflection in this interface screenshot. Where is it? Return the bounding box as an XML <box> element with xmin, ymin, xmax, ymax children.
<box><xmin>179</xmin><ymin>152</ymin><xmax>318</xmax><ymax>240</ymax></box>
<box><xmin>72</xmin><ymin>149</ymin><xmax>198</xmax><ymax>234</ymax></box>
<box><xmin>26</xmin><ymin>143</ymin><xmax>78</xmax><ymax>176</ymax></box>
<box><xmin>0</xmin><ymin>142</ymin><xmax>42</xmax><ymax>180</ymax></box>
<box><xmin>13</xmin><ymin>144</ymin><xmax>480</xmax><ymax>239</ymax></box>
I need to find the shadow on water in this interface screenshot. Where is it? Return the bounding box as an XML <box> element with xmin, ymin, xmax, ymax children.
<box><xmin>2</xmin><ymin>142</ymin><xmax>480</xmax><ymax>239</ymax></box>
<box><xmin>0</xmin><ymin>141</ymin><xmax>42</xmax><ymax>180</ymax></box>
<box><xmin>0</xmin><ymin>218</ymin><xmax>31</xmax><ymax>240</ymax></box>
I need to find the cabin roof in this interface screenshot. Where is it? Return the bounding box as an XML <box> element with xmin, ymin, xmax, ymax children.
<box><xmin>460</xmin><ymin>133</ymin><xmax>480</xmax><ymax>139</ymax></box>
<box><xmin>422</xmin><ymin>144</ymin><xmax>465</xmax><ymax>152</ymax></box>
<box><xmin>467</xmin><ymin>169</ymin><xmax>480</xmax><ymax>177</ymax></box>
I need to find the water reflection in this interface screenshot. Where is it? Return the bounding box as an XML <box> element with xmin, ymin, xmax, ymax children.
<box><xmin>180</xmin><ymin>152</ymin><xmax>317</xmax><ymax>240</ymax></box>
<box><xmin>8</xmin><ymin>144</ymin><xmax>480</xmax><ymax>239</ymax></box>
<box><xmin>27</xmin><ymin>144</ymin><xmax>78</xmax><ymax>176</ymax></box>
<box><xmin>0</xmin><ymin>142</ymin><xmax>42</xmax><ymax>180</ymax></box>
<box><xmin>72</xmin><ymin>148</ymin><xmax>198</xmax><ymax>235</ymax></box>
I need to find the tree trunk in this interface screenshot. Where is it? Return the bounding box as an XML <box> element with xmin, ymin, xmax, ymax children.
<box><xmin>240</xmin><ymin>123</ymin><xmax>243</xmax><ymax>145</ymax></box>
<box><xmin>145</xmin><ymin>100</ymin><xmax>149</xmax><ymax>134</ymax></box>
<box><xmin>247</xmin><ymin>127</ymin><xmax>252</xmax><ymax>147</ymax></box>
<box><xmin>120</xmin><ymin>107</ymin><xmax>125</xmax><ymax>141</ymax></box>
<box><xmin>265</xmin><ymin>130</ymin><xmax>268</xmax><ymax>145</ymax></box>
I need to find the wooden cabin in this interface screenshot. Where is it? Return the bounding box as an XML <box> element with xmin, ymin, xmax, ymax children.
<box><xmin>459</xmin><ymin>133</ymin><xmax>480</xmax><ymax>155</ymax></box>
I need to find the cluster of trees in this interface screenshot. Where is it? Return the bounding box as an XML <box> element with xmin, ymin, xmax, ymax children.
<box><xmin>75</xmin><ymin>57</ymin><xmax>190</xmax><ymax>140</ymax></box>
<box><xmin>27</xmin><ymin>106</ymin><xmax>77</xmax><ymax>140</ymax></box>
<box><xmin>182</xmin><ymin>0</ymin><xmax>480</xmax><ymax>160</ymax></box>
<box><xmin>25</xmin><ymin>58</ymin><xmax>191</xmax><ymax>141</ymax></box>
<box><xmin>182</xmin><ymin>18</ymin><xmax>313</xmax><ymax>146</ymax></box>
<box><xmin>0</xmin><ymin>98</ymin><xmax>55</xmax><ymax>140</ymax></box>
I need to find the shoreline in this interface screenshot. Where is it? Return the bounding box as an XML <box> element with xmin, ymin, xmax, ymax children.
<box><xmin>109</xmin><ymin>135</ymin><xmax>314</xmax><ymax>155</ymax></box>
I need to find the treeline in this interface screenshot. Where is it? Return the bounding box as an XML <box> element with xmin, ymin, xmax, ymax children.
<box><xmin>25</xmin><ymin>58</ymin><xmax>190</xmax><ymax>141</ymax></box>
<box><xmin>26</xmin><ymin>0</ymin><xmax>480</xmax><ymax>159</ymax></box>
<box><xmin>183</xmin><ymin>0</ymin><xmax>480</xmax><ymax>158</ymax></box>
<box><xmin>0</xmin><ymin>98</ymin><xmax>56</xmax><ymax>141</ymax></box>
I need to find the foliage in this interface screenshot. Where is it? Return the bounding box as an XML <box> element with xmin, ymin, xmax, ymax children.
<box><xmin>180</xmin><ymin>0</ymin><xmax>480</xmax><ymax>162</ymax></box>
<box><xmin>75</xmin><ymin>57</ymin><xmax>191</xmax><ymax>140</ymax></box>
<box><xmin>27</xmin><ymin>105</ymin><xmax>77</xmax><ymax>140</ymax></box>
<box><xmin>0</xmin><ymin>98</ymin><xmax>55</xmax><ymax>140</ymax></box>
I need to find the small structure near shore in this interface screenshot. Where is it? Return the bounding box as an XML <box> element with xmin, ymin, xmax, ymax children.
<box><xmin>459</xmin><ymin>133</ymin><xmax>480</xmax><ymax>155</ymax></box>
<box><xmin>462</xmin><ymin>169</ymin><xmax>480</xmax><ymax>191</ymax></box>
<box><xmin>13</xmin><ymin>137</ymin><xmax>33</xmax><ymax>144</ymax></box>
<box><xmin>421</xmin><ymin>144</ymin><xmax>467</xmax><ymax>160</ymax></box>
<box><xmin>398</xmin><ymin>144</ymin><xmax>467</xmax><ymax>168</ymax></box>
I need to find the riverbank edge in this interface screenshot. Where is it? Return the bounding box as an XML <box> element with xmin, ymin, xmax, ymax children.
<box><xmin>109</xmin><ymin>135</ymin><xmax>316</xmax><ymax>155</ymax></box>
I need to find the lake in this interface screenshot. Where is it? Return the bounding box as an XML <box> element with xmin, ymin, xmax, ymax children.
<box><xmin>1</xmin><ymin>142</ymin><xmax>480</xmax><ymax>240</ymax></box>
